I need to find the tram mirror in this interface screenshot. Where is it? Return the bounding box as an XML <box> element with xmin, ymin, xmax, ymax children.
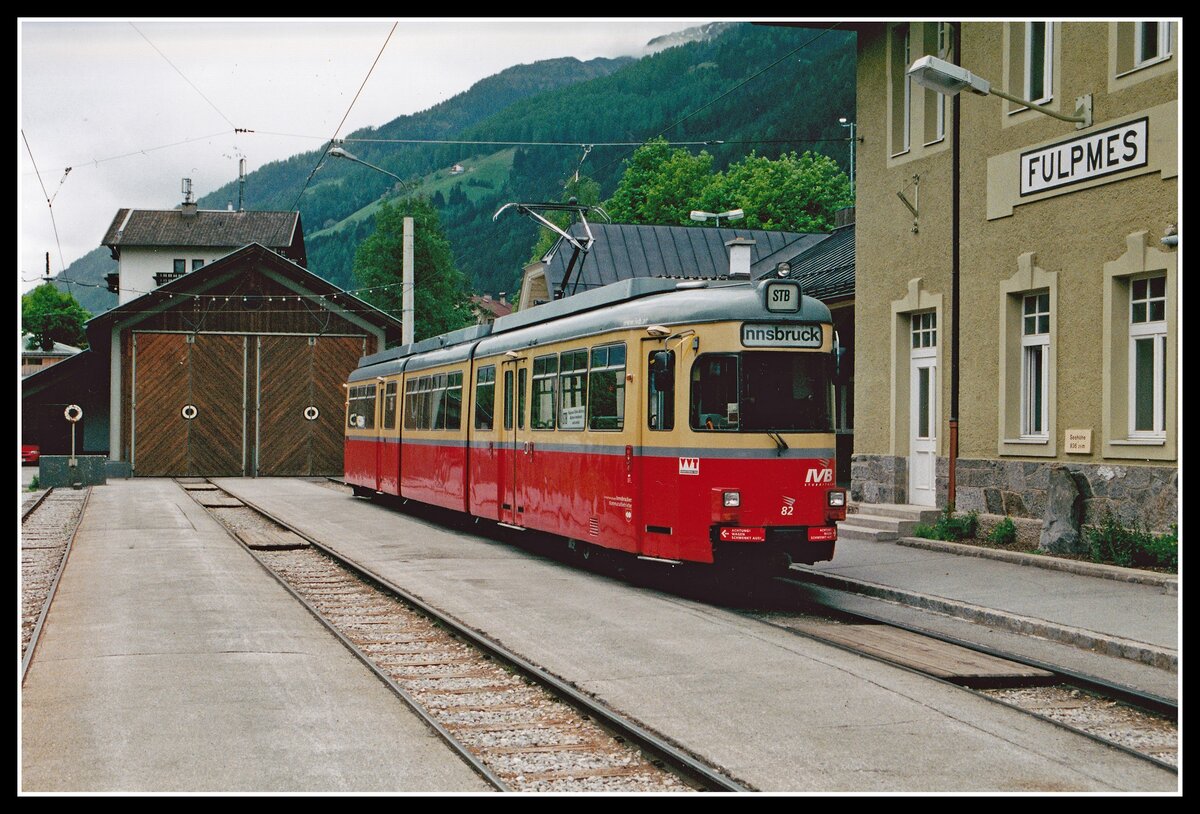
<box><xmin>651</xmin><ymin>350</ymin><xmax>674</xmax><ymax>390</ymax></box>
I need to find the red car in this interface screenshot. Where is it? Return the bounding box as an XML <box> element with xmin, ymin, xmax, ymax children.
<box><xmin>22</xmin><ymin>444</ymin><xmax>40</xmax><ymax>465</ymax></box>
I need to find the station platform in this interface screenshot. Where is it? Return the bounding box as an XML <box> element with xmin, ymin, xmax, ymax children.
<box><xmin>204</xmin><ymin>478</ymin><xmax>1177</xmax><ymax>793</ymax></box>
<box><xmin>19</xmin><ymin>479</ymin><xmax>492</xmax><ymax>793</ymax></box>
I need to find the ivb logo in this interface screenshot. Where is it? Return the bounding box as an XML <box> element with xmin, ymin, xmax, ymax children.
<box><xmin>805</xmin><ymin>467</ymin><xmax>833</xmax><ymax>484</ymax></box>
<box><xmin>679</xmin><ymin>457</ymin><xmax>700</xmax><ymax>476</ymax></box>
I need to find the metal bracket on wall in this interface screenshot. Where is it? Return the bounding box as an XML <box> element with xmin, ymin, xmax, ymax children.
<box><xmin>897</xmin><ymin>174</ymin><xmax>920</xmax><ymax>234</ymax></box>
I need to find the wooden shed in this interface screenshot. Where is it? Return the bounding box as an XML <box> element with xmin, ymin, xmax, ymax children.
<box><xmin>25</xmin><ymin>242</ymin><xmax>402</xmax><ymax>477</ymax></box>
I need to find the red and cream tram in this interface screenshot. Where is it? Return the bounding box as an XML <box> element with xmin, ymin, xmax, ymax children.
<box><xmin>345</xmin><ymin>276</ymin><xmax>846</xmax><ymax>568</ymax></box>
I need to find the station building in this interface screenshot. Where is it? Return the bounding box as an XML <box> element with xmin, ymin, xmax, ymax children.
<box><xmin>849</xmin><ymin>21</ymin><xmax>1178</xmax><ymax>532</ymax></box>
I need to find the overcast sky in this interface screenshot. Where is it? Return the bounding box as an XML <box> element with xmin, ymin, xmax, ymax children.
<box><xmin>18</xmin><ymin>18</ymin><xmax>707</xmax><ymax>294</ymax></box>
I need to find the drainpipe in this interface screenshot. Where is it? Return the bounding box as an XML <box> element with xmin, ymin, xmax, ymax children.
<box><xmin>948</xmin><ymin>23</ymin><xmax>962</xmax><ymax>511</ymax></box>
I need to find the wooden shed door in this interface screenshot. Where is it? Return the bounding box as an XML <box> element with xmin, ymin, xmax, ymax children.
<box><xmin>256</xmin><ymin>335</ymin><xmax>365</xmax><ymax>476</ymax></box>
<box><xmin>133</xmin><ymin>333</ymin><xmax>246</xmax><ymax>477</ymax></box>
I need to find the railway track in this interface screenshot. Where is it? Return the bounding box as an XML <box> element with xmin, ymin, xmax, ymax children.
<box><xmin>324</xmin><ymin>480</ymin><xmax>1180</xmax><ymax>775</ymax></box>
<box><xmin>745</xmin><ymin>577</ymin><xmax>1179</xmax><ymax>772</ymax></box>
<box><xmin>184</xmin><ymin>480</ymin><xmax>746</xmax><ymax>793</ymax></box>
<box><xmin>20</xmin><ymin>487</ymin><xmax>90</xmax><ymax>682</ymax></box>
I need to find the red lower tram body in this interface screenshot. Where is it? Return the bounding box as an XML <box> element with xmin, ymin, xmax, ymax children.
<box><xmin>345</xmin><ymin>437</ymin><xmax>844</xmax><ymax>566</ymax></box>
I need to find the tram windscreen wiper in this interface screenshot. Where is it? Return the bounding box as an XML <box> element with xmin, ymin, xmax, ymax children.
<box><xmin>767</xmin><ymin>431</ymin><xmax>789</xmax><ymax>456</ymax></box>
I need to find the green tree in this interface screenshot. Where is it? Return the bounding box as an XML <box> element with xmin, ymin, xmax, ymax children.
<box><xmin>605</xmin><ymin>142</ymin><xmax>852</xmax><ymax>234</ymax></box>
<box><xmin>605</xmin><ymin>139</ymin><xmax>717</xmax><ymax>226</ymax></box>
<box><xmin>22</xmin><ymin>283</ymin><xmax>90</xmax><ymax>351</ymax></box>
<box><xmin>353</xmin><ymin>198</ymin><xmax>473</xmax><ymax>343</ymax></box>
<box><xmin>717</xmin><ymin>151</ymin><xmax>852</xmax><ymax>232</ymax></box>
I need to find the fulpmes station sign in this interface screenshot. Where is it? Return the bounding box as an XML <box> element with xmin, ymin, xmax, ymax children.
<box><xmin>1020</xmin><ymin>117</ymin><xmax>1148</xmax><ymax>196</ymax></box>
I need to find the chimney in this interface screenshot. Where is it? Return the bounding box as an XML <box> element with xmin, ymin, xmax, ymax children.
<box><xmin>835</xmin><ymin>206</ymin><xmax>856</xmax><ymax>228</ymax></box>
<box><xmin>499</xmin><ymin>291</ymin><xmax>508</xmax><ymax>305</ymax></box>
<box><xmin>725</xmin><ymin>237</ymin><xmax>755</xmax><ymax>279</ymax></box>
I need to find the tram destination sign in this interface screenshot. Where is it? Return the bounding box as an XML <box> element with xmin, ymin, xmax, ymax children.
<box><xmin>1020</xmin><ymin>117</ymin><xmax>1148</xmax><ymax>196</ymax></box>
<box><xmin>741</xmin><ymin>323</ymin><xmax>823</xmax><ymax>348</ymax></box>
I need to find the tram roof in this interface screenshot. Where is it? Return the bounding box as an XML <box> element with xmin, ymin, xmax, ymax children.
<box><xmin>350</xmin><ymin>277</ymin><xmax>831</xmax><ymax>381</ymax></box>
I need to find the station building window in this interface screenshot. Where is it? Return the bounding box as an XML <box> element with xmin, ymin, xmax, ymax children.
<box><xmin>999</xmin><ymin>253</ymin><xmax>1056</xmax><ymax>456</ymax></box>
<box><xmin>1128</xmin><ymin>275</ymin><xmax>1167</xmax><ymax>438</ymax></box>
<box><xmin>1101</xmin><ymin>232</ymin><xmax>1176</xmax><ymax>461</ymax></box>
<box><xmin>1004</xmin><ymin>22</ymin><xmax>1059</xmax><ymax>121</ymax></box>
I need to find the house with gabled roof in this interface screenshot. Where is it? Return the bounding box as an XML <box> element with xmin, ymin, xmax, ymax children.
<box><xmin>102</xmin><ymin>200</ymin><xmax>306</xmax><ymax>304</ymax></box>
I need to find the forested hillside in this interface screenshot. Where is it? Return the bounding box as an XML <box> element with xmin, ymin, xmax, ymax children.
<box><xmin>54</xmin><ymin>23</ymin><xmax>856</xmax><ymax>312</ymax></box>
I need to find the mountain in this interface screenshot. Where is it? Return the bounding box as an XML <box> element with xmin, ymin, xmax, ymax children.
<box><xmin>644</xmin><ymin>21</ymin><xmax>734</xmax><ymax>54</ymax></box>
<box><xmin>54</xmin><ymin>24</ymin><xmax>856</xmax><ymax>313</ymax></box>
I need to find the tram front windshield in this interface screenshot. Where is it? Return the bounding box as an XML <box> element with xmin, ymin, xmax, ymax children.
<box><xmin>690</xmin><ymin>352</ymin><xmax>832</xmax><ymax>432</ymax></box>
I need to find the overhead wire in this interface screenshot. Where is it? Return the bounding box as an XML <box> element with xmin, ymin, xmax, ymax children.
<box><xmin>130</xmin><ymin>23</ymin><xmax>237</xmax><ymax>130</ymax></box>
<box><xmin>291</xmin><ymin>21</ymin><xmax>398</xmax><ymax>211</ymax></box>
<box><xmin>20</xmin><ymin>129</ymin><xmax>68</xmax><ymax>278</ymax></box>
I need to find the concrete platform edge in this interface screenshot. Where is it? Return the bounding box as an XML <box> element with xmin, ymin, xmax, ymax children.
<box><xmin>789</xmin><ymin>566</ymin><xmax>1178</xmax><ymax>673</ymax></box>
<box><xmin>895</xmin><ymin>537</ymin><xmax>1178</xmax><ymax>593</ymax></box>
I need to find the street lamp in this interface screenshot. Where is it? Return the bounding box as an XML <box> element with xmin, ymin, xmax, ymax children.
<box><xmin>690</xmin><ymin>208</ymin><xmax>744</xmax><ymax>227</ymax></box>
<box><xmin>839</xmin><ymin>117</ymin><xmax>856</xmax><ymax>197</ymax></box>
<box><xmin>328</xmin><ymin>144</ymin><xmax>415</xmax><ymax>345</ymax></box>
<box><xmin>907</xmin><ymin>55</ymin><xmax>1092</xmax><ymax>129</ymax></box>
<box><xmin>328</xmin><ymin>146</ymin><xmax>411</xmax><ymax>191</ymax></box>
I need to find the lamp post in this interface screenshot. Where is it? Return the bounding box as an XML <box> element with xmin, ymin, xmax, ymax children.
<box><xmin>907</xmin><ymin>55</ymin><xmax>1092</xmax><ymax>129</ymax></box>
<box><xmin>838</xmin><ymin>117</ymin><xmax>856</xmax><ymax>198</ymax></box>
<box><xmin>690</xmin><ymin>208</ymin><xmax>744</xmax><ymax>228</ymax></box>
<box><xmin>328</xmin><ymin>145</ymin><xmax>415</xmax><ymax>345</ymax></box>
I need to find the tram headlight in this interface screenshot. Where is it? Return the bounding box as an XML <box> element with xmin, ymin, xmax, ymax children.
<box><xmin>827</xmin><ymin>490</ymin><xmax>846</xmax><ymax>508</ymax></box>
<box><xmin>723</xmin><ymin>491</ymin><xmax>741</xmax><ymax>508</ymax></box>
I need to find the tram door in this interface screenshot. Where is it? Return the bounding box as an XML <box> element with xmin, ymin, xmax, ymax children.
<box><xmin>500</xmin><ymin>358</ymin><xmax>529</xmax><ymax>526</ymax></box>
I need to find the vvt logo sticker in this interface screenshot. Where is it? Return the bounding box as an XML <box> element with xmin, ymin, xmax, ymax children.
<box><xmin>679</xmin><ymin>457</ymin><xmax>700</xmax><ymax>476</ymax></box>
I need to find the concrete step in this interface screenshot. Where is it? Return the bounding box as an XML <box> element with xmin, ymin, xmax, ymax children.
<box><xmin>836</xmin><ymin>521</ymin><xmax>899</xmax><ymax>543</ymax></box>
<box><xmin>848</xmin><ymin>502</ymin><xmax>943</xmax><ymax>524</ymax></box>
<box><xmin>843</xmin><ymin>513</ymin><xmax>918</xmax><ymax>535</ymax></box>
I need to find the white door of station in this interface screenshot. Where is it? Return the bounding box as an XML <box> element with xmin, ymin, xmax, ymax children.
<box><xmin>909</xmin><ymin>312</ymin><xmax>938</xmax><ymax>507</ymax></box>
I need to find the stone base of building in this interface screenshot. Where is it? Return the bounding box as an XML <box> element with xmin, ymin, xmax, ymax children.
<box><xmin>851</xmin><ymin>454</ymin><xmax>951</xmax><ymax>507</ymax></box>
<box><xmin>853</xmin><ymin>454</ymin><xmax>1177</xmax><ymax>533</ymax></box>
<box><xmin>955</xmin><ymin>458</ymin><xmax>1177</xmax><ymax>534</ymax></box>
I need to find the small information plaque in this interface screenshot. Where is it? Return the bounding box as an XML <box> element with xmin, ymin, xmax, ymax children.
<box><xmin>1065</xmin><ymin>428</ymin><xmax>1092</xmax><ymax>454</ymax></box>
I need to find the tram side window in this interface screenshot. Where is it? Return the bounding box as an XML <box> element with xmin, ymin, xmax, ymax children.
<box><xmin>475</xmin><ymin>366</ymin><xmax>496</xmax><ymax>431</ymax></box>
<box><xmin>403</xmin><ymin>379</ymin><xmax>417</xmax><ymax>430</ymax></box>
<box><xmin>382</xmin><ymin>381</ymin><xmax>398</xmax><ymax>430</ymax></box>
<box><xmin>588</xmin><ymin>343</ymin><xmax>626</xmax><ymax>431</ymax></box>
<box><xmin>558</xmin><ymin>349</ymin><xmax>588</xmax><ymax>431</ymax></box>
<box><xmin>690</xmin><ymin>354</ymin><xmax>740</xmax><ymax>430</ymax></box>
<box><xmin>531</xmin><ymin>355</ymin><xmax>557</xmax><ymax>430</ymax></box>
<box><xmin>648</xmin><ymin>350</ymin><xmax>675</xmax><ymax>431</ymax></box>
<box><xmin>444</xmin><ymin>371</ymin><xmax>463</xmax><ymax>431</ymax></box>
<box><xmin>429</xmin><ymin>373</ymin><xmax>447</xmax><ymax>430</ymax></box>
<box><xmin>347</xmin><ymin>384</ymin><xmax>377</xmax><ymax>430</ymax></box>
<box><xmin>517</xmin><ymin>367</ymin><xmax>527</xmax><ymax>430</ymax></box>
<box><xmin>503</xmin><ymin>369</ymin><xmax>514</xmax><ymax>431</ymax></box>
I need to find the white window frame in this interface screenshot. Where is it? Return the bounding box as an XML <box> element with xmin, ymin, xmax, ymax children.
<box><xmin>891</xmin><ymin>24</ymin><xmax>912</xmax><ymax>158</ymax></box>
<box><xmin>1134</xmin><ymin>21</ymin><xmax>1173</xmax><ymax>69</ymax></box>
<box><xmin>1127</xmin><ymin>274</ymin><xmax>1167</xmax><ymax>438</ymax></box>
<box><xmin>1024</xmin><ymin>22</ymin><xmax>1054</xmax><ymax>105</ymax></box>
<box><xmin>1020</xmin><ymin>293</ymin><xmax>1050</xmax><ymax>439</ymax></box>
